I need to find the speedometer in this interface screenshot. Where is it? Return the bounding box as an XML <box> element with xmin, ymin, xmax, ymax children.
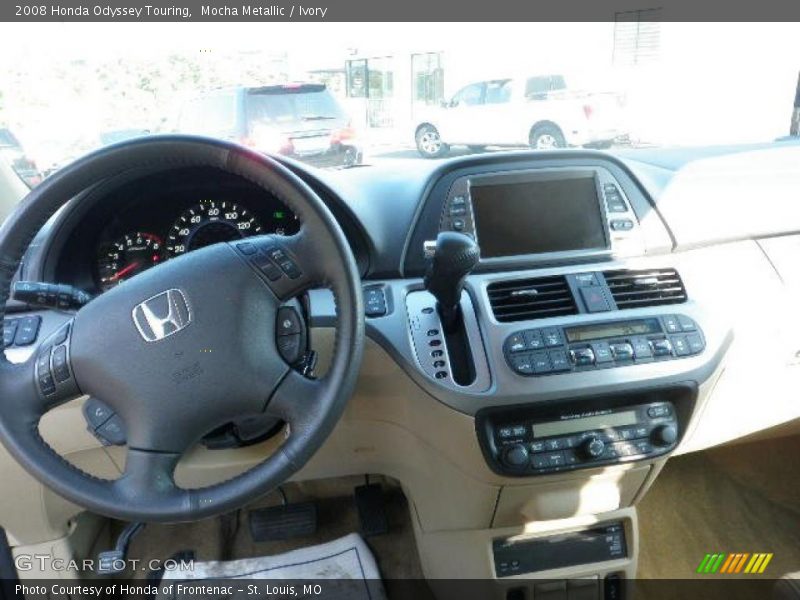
<box><xmin>166</xmin><ymin>199</ymin><xmax>262</xmax><ymax>257</ymax></box>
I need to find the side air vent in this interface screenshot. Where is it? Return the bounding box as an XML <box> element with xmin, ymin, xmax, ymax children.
<box><xmin>487</xmin><ymin>276</ymin><xmax>578</xmax><ymax>322</ymax></box>
<box><xmin>603</xmin><ymin>268</ymin><xmax>687</xmax><ymax>309</ymax></box>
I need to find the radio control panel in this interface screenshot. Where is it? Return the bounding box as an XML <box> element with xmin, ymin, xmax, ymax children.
<box><xmin>503</xmin><ymin>314</ymin><xmax>705</xmax><ymax>377</ymax></box>
<box><xmin>478</xmin><ymin>401</ymin><xmax>679</xmax><ymax>476</ymax></box>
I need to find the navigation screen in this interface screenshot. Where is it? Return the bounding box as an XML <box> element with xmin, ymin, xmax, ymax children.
<box><xmin>471</xmin><ymin>176</ymin><xmax>607</xmax><ymax>258</ymax></box>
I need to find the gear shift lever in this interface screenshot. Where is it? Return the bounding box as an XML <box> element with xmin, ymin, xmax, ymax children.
<box><xmin>423</xmin><ymin>232</ymin><xmax>480</xmax><ymax>332</ymax></box>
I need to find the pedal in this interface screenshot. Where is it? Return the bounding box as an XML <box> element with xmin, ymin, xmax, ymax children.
<box><xmin>355</xmin><ymin>483</ymin><xmax>388</xmax><ymax>537</ymax></box>
<box><xmin>97</xmin><ymin>522</ymin><xmax>144</xmax><ymax>576</ymax></box>
<box><xmin>248</xmin><ymin>502</ymin><xmax>317</xmax><ymax>542</ymax></box>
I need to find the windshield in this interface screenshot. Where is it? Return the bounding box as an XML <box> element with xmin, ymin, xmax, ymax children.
<box><xmin>1</xmin><ymin>22</ymin><xmax>798</xmax><ymax>185</ymax></box>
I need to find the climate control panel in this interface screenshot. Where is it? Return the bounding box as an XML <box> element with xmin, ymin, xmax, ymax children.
<box><xmin>503</xmin><ymin>314</ymin><xmax>705</xmax><ymax>377</ymax></box>
<box><xmin>478</xmin><ymin>401</ymin><xmax>680</xmax><ymax>476</ymax></box>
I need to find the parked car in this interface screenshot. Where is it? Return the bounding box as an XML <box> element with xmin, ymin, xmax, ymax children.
<box><xmin>0</xmin><ymin>128</ymin><xmax>42</xmax><ymax>187</ymax></box>
<box><xmin>414</xmin><ymin>74</ymin><xmax>626</xmax><ymax>157</ymax></box>
<box><xmin>176</xmin><ymin>83</ymin><xmax>362</xmax><ymax>168</ymax></box>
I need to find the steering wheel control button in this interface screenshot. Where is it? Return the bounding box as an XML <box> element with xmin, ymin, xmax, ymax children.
<box><xmin>84</xmin><ymin>398</ymin><xmax>114</xmax><ymax>428</ymax></box>
<box><xmin>277</xmin><ymin>307</ymin><xmax>302</xmax><ymax>336</ymax></box>
<box><xmin>13</xmin><ymin>315</ymin><xmax>41</xmax><ymax>346</ymax></box>
<box><xmin>52</xmin><ymin>346</ymin><xmax>71</xmax><ymax>383</ymax></box>
<box><xmin>96</xmin><ymin>415</ymin><xmax>127</xmax><ymax>446</ymax></box>
<box><xmin>253</xmin><ymin>253</ymin><xmax>283</xmax><ymax>281</ymax></box>
<box><xmin>364</xmin><ymin>286</ymin><xmax>387</xmax><ymax>317</ymax></box>
<box><xmin>3</xmin><ymin>319</ymin><xmax>18</xmax><ymax>347</ymax></box>
<box><xmin>52</xmin><ymin>324</ymin><xmax>70</xmax><ymax>346</ymax></box>
<box><xmin>277</xmin><ymin>334</ymin><xmax>302</xmax><ymax>364</ymax></box>
<box><xmin>267</xmin><ymin>247</ymin><xmax>302</xmax><ymax>279</ymax></box>
<box><xmin>237</xmin><ymin>241</ymin><xmax>257</xmax><ymax>255</ymax></box>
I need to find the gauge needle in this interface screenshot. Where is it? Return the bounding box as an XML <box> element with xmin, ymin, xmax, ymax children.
<box><xmin>111</xmin><ymin>261</ymin><xmax>141</xmax><ymax>281</ymax></box>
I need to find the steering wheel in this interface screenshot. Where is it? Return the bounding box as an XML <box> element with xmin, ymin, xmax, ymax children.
<box><xmin>0</xmin><ymin>137</ymin><xmax>364</xmax><ymax>522</ymax></box>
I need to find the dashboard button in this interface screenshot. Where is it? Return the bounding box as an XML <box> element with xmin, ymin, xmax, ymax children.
<box><xmin>549</xmin><ymin>350</ymin><xmax>570</xmax><ymax>372</ymax></box>
<box><xmin>610</xmin><ymin>219</ymin><xmax>634</xmax><ymax>231</ymax></box>
<box><xmin>686</xmin><ymin>333</ymin><xmax>705</xmax><ymax>354</ymax></box>
<box><xmin>531</xmin><ymin>351</ymin><xmax>552</xmax><ymax>374</ymax></box>
<box><xmin>610</xmin><ymin>342</ymin><xmax>634</xmax><ymax>361</ymax></box>
<box><xmin>451</xmin><ymin>195</ymin><xmax>466</xmax><ymax>206</ymax></box>
<box><xmin>530</xmin><ymin>441</ymin><xmax>546</xmax><ymax>453</ymax></box>
<box><xmin>677</xmin><ymin>315</ymin><xmax>697</xmax><ymax>331</ymax></box>
<box><xmin>542</xmin><ymin>328</ymin><xmax>563</xmax><ymax>347</ymax></box>
<box><xmin>570</xmin><ymin>347</ymin><xmax>595</xmax><ymax>367</ymax></box>
<box><xmin>449</xmin><ymin>205</ymin><xmax>467</xmax><ymax>217</ymax></box>
<box><xmin>507</xmin><ymin>333</ymin><xmax>527</xmax><ymax>353</ymax></box>
<box><xmin>650</xmin><ymin>338</ymin><xmax>673</xmax><ymax>357</ymax></box>
<box><xmin>592</xmin><ymin>342</ymin><xmax>613</xmax><ymax>363</ymax></box>
<box><xmin>672</xmin><ymin>336</ymin><xmax>690</xmax><ymax>356</ymax></box>
<box><xmin>511</xmin><ymin>355</ymin><xmax>534</xmax><ymax>375</ymax></box>
<box><xmin>524</xmin><ymin>330</ymin><xmax>545</xmax><ymax>350</ymax></box>
<box><xmin>662</xmin><ymin>315</ymin><xmax>681</xmax><ymax>333</ymax></box>
<box><xmin>631</xmin><ymin>337</ymin><xmax>653</xmax><ymax>359</ymax></box>
<box><xmin>647</xmin><ymin>404</ymin><xmax>672</xmax><ymax>418</ymax></box>
<box><xmin>451</xmin><ymin>218</ymin><xmax>465</xmax><ymax>231</ymax></box>
<box><xmin>580</xmin><ymin>286</ymin><xmax>611</xmax><ymax>313</ymax></box>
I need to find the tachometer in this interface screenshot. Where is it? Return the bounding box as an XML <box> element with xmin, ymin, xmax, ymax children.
<box><xmin>166</xmin><ymin>199</ymin><xmax>263</xmax><ymax>257</ymax></box>
<box><xmin>97</xmin><ymin>232</ymin><xmax>165</xmax><ymax>290</ymax></box>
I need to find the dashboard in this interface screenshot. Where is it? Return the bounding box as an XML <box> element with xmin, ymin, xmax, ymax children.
<box><xmin>4</xmin><ymin>141</ymin><xmax>800</xmax><ymax>583</ymax></box>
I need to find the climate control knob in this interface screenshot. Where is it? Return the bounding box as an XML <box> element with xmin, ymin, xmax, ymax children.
<box><xmin>501</xmin><ymin>443</ymin><xmax>530</xmax><ymax>468</ymax></box>
<box><xmin>651</xmin><ymin>424</ymin><xmax>678</xmax><ymax>447</ymax></box>
<box><xmin>581</xmin><ymin>436</ymin><xmax>606</xmax><ymax>459</ymax></box>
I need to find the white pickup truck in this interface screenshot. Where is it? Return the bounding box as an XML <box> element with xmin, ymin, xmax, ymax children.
<box><xmin>414</xmin><ymin>75</ymin><xmax>626</xmax><ymax>158</ymax></box>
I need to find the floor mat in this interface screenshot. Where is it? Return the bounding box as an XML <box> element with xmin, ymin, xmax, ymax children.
<box><xmin>637</xmin><ymin>435</ymin><xmax>800</xmax><ymax>580</ymax></box>
<box><xmin>159</xmin><ymin>533</ymin><xmax>385</xmax><ymax>600</ymax></box>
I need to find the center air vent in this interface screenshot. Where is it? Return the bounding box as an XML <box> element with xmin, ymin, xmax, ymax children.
<box><xmin>603</xmin><ymin>268</ymin><xmax>687</xmax><ymax>309</ymax></box>
<box><xmin>487</xmin><ymin>276</ymin><xmax>578</xmax><ymax>323</ymax></box>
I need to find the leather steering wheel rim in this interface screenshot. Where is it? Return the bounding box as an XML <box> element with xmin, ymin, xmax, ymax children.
<box><xmin>0</xmin><ymin>136</ymin><xmax>364</xmax><ymax>522</ymax></box>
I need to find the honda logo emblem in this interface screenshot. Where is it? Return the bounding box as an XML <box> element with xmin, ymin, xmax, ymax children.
<box><xmin>132</xmin><ymin>289</ymin><xmax>192</xmax><ymax>342</ymax></box>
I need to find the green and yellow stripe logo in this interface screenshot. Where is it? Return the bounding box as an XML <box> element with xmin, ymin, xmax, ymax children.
<box><xmin>696</xmin><ymin>553</ymin><xmax>773</xmax><ymax>574</ymax></box>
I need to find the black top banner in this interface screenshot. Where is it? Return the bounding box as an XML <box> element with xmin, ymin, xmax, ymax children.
<box><xmin>3</xmin><ymin>0</ymin><xmax>800</xmax><ymax>22</ymax></box>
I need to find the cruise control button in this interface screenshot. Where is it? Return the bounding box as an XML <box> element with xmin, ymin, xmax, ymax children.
<box><xmin>36</xmin><ymin>349</ymin><xmax>52</xmax><ymax>377</ymax></box>
<box><xmin>277</xmin><ymin>334</ymin><xmax>302</xmax><ymax>364</ymax></box>
<box><xmin>276</xmin><ymin>307</ymin><xmax>302</xmax><ymax>336</ymax></box>
<box><xmin>267</xmin><ymin>248</ymin><xmax>302</xmax><ymax>279</ymax></box>
<box><xmin>38</xmin><ymin>371</ymin><xmax>56</xmax><ymax>395</ymax></box>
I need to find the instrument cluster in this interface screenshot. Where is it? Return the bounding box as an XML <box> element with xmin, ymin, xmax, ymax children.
<box><xmin>93</xmin><ymin>191</ymin><xmax>299</xmax><ymax>291</ymax></box>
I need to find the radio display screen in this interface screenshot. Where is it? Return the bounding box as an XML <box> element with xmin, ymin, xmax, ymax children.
<box><xmin>534</xmin><ymin>411</ymin><xmax>638</xmax><ymax>438</ymax></box>
<box><xmin>564</xmin><ymin>318</ymin><xmax>662</xmax><ymax>343</ymax></box>
<box><xmin>470</xmin><ymin>175</ymin><xmax>607</xmax><ymax>258</ymax></box>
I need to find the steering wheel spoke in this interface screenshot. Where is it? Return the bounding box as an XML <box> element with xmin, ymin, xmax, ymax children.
<box><xmin>114</xmin><ymin>448</ymin><xmax>182</xmax><ymax>509</ymax></box>
<box><xmin>265</xmin><ymin>369</ymin><xmax>323</xmax><ymax>433</ymax></box>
